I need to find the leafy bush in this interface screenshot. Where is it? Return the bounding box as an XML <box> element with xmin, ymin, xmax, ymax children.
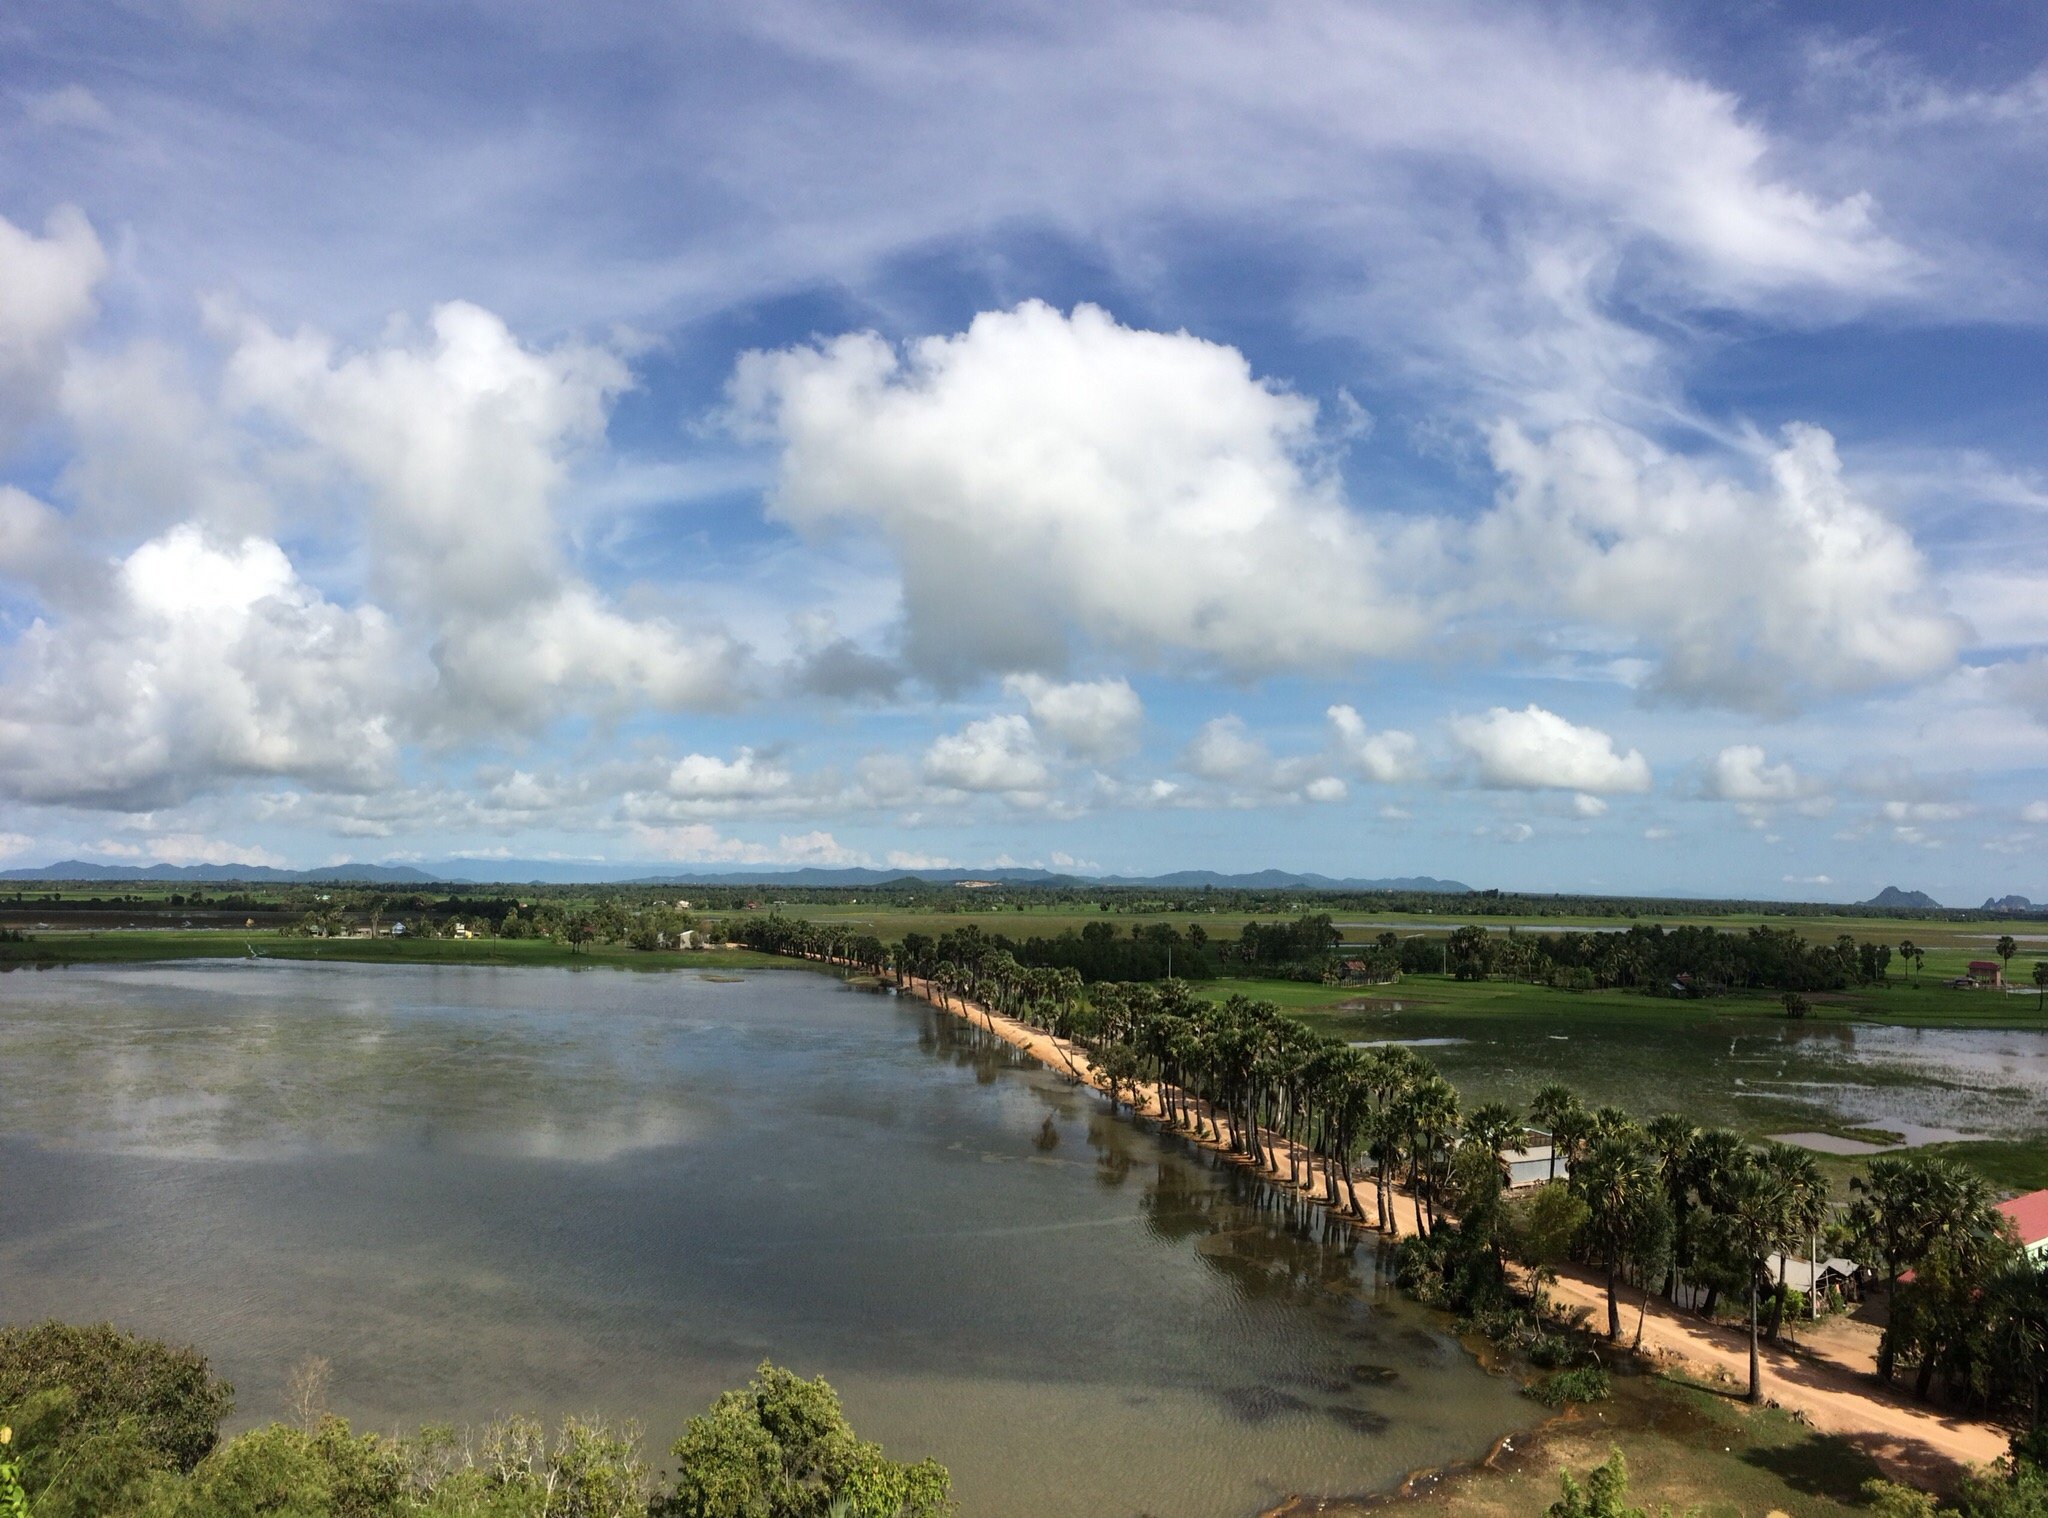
<box><xmin>0</xmin><ymin>1322</ymin><xmax>939</xmax><ymax>1518</ymax></box>
<box><xmin>664</xmin><ymin>1361</ymin><xmax>951</xmax><ymax>1518</ymax></box>
<box><xmin>0</xmin><ymin>1322</ymin><xmax>231</xmax><ymax>1474</ymax></box>
<box><xmin>1526</xmin><ymin>1333</ymin><xmax>1586</xmax><ymax>1370</ymax></box>
<box><xmin>1528</xmin><ymin>1367</ymin><xmax>1613</xmax><ymax>1407</ymax></box>
<box><xmin>1547</xmin><ymin>1446</ymin><xmax>1646</xmax><ymax>1518</ymax></box>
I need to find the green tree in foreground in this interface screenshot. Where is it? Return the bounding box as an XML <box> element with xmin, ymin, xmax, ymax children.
<box><xmin>1</xmin><ymin>1323</ymin><xmax>951</xmax><ymax>1518</ymax></box>
<box><xmin>2033</xmin><ymin>961</ymin><xmax>2048</xmax><ymax>1012</ymax></box>
<box><xmin>667</xmin><ymin>1361</ymin><xmax>951</xmax><ymax>1518</ymax></box>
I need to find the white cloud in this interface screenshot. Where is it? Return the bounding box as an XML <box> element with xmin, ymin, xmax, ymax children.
<box><xmin>0</xmin><ymin>486</ymin><xmax>65</xmax><ymax>580</ymax></box>
<box><xmin>0</xmin><ymin>525</ymin><xmax>405</xmax><ymax>808</ymax></box>
<box><xmin>1184</xmin><ymin>716</ymin><xmax>1272</xmax><ymax>785</ymax></box>
<box><xmin>1997</xmin><ymin>653</ymin><xmax>2048</xmax><ymax>724</ymax></box>
<box><xmin>1705</xmin><ymin>744</ymin><xmax>1806</xmax><ymax>803</ymax></box>
<box><xmin>1449</xmin><ymin>704</ymin><xmax>1651</xmax><ymax>793</ymax></box>
<box><xmin>923</xmin><ymin>714</ymin><xmax>1051</xmax><ymax>797</ymax></box>
<box><xmin>1326</xmin><ymin>704</ymin><xmax>1424</xmax><ymax>782</ymax></box>
<box><xmin>23</xmin><ymin>85</ymin><xmax>115</xmax><ymax>132</ymax></box>
<box><xmin>0</xmin><ymin>831</ymin><xmax>32</xmax><ymax>859</ymax></box>
<box><xmin>1882</xmin><ymin>799</ymin><xmax>1970</xmax><ymax>823</ymax></box>
<box><xmin>664</xmin><ymin>748</ymin><xmax>795</xmax><ymax>803</ymax></box>
<box><xmin>0</xmin><ymin>206</ymin><xmax>106</xmax><ymax>439</ymax></box>
<box><xmin>628</xmin><ymin>822</ymin><xmax>867</xmax><ymax>866</ymax></box>
<box><xmin>88</xmin><ymin>832</ymin><xmax>286</xmax><ymax>869</ymax></box>
<box><xmin>729</xmin><ymin>301</ymin><xmax>1426</xmax><ymax>682</ymax></box>
<box><xmin>1571</xmin><ymin>793</ymin><xmax>1608</xmax><ymax>818</ymax></box>
<box><xmin>1179</xmin><ymin>715</ymin><xmax>1347</xmax><ymax>804</ymax></box>
<box><xmin>2024</xmin><ymin>801</ymin><xmax>2048</xmax><ymax>825</ymax></box>
<box><xmin>1004</xmin><ymin>674</ymin><xmax>1143</xmax><ymax>760</ymax></box>
<box><xmin>885</xmin><ymin>849</ymin><xmax>957</xmax><ymax>870</ymax></box>
<box><xmin>226</xmin><ymin>300</ymin><xmax>745</xmax><ymax>731</ymax></box>
<box><xmin>1479</xmin><ymin>421</ymin><xmax>1965</xmax><ymax>710</ymax></box>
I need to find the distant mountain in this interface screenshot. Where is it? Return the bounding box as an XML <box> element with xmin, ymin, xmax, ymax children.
<box><xmin>617</xmin><ymin>866</ymin><xmax>1081</xmax><ymax>888</ymax></box>
<box><xmin>0</xmin><ymin>859</ymin><xmax>442</xmax><ymax>884</ymax></box>
<box><xmin>1862</xmin><ymin>885</ymin><xmax>1943</xmax><ymax>909</ymax></box>
<box><xmin>1984</xmin><ymin>894</ymin><xmax>2039</xmax><ymax>913</ymax></box>
<box><xmin>1091</xmin><ymin>869</ymin><xmax>1471</xmax><ymax>892</ymax></box>
<box><xmin>2</xmin><ymin>857</ymin><xmax>1472</xmax><ymax>892</ymax></box>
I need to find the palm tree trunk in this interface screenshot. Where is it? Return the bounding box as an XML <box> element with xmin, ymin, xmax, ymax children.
<box><xmin>1606</xmin><ymin>1261</ymin><xmax>1621</xmax><ymax>1340</ymax></box>
<box><xmin>1747</xmin><ymin>1278</ymin><xmax>1762</xmax><ymax>1404</ymax></box>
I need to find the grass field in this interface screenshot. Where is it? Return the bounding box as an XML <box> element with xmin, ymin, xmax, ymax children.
<box><xmin>1196</xmin><ymin>969</ymin><xmax>2048</xmax><ymax>1031</ymax></box>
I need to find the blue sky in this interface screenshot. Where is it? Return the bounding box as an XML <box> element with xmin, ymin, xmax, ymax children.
<box><xmin>1</xmin><ymin>0</ymin><xmax>2044</xmax><ymax>901</ymax></box>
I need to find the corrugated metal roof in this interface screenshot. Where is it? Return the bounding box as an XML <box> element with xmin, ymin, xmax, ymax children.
<box><xmin>1998</xmin><ymin>1189</ymin><xmax>2048</xmax><ymax>1246</ymax></box>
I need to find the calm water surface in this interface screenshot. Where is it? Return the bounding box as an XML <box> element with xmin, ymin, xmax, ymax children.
<box><xmin>0</xmin><ymin>961</ymin><xmax>1534</xmax><ymax>1518</ymax></box>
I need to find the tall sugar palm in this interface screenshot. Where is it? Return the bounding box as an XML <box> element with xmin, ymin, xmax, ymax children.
<box><xmin>1463</xmin><ymin>1101</ymin><xmax>1523</xmax><ymax>1189</ymax></box>
<box><xmin>1709</xmin><ymin>1158</ymin><xmax>1793</xmax><ymax>1403</ymax></box>
<box><xmin>1757</xmin><ymin>1142</ymin><xmax>1829</xmax><ymax>1337</ymax></box>
<box><xmin>1574</xmin><ymin>1133</ymin><xmax>1662</xmax><ymax>1339</ymax></box>
<box><xmin>1983</xmin><ymin>1256</ymin><xmax>2048</xmax><ymax>1433</ymax></box>
<box><xmin>1402</xmin><ymin>1073</ymin><xmax>1461</xmax><ymax>1236</ymax></box>
<box><xmin>1529</xmin><ymin>1084</ymin><xmax>1582</xmax><ymax>1182</ymax></box>
<box><xmin>1645</xmin><ymin>1113</ymin><xmax>1699</xmax><ymax>1301</ymax></box>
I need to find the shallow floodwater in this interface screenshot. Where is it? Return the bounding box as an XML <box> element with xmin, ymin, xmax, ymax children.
<box><xmin>1362</xmin><ymin>1003</ymin><xmax>2048</xmax><ymax>1143</ymax></box>
<box><xmin>0</xmin><ymin>962</ymin><xmax>1533</xmax><ymax>1518</ymax></box>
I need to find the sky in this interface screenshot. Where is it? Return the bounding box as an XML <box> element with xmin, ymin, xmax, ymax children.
<box><xmin>0</xmin><ymin>0</ymin><xmax>2044</xmax><ymax>901</ymax></box>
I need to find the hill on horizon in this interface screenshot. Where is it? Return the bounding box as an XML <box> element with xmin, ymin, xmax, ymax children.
<box><xmin>1862</xmin><ymin>885</ymin><xmax>1943</xmax><ymax>909</ymax></box>
<box><xmin>0</xmin><ymin>858</ymin><xmax>1475</xmax><ymax>892</ymax></box>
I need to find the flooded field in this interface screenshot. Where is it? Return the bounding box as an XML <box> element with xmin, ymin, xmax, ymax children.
<box><xmin>0</xmin><ymin>961</ymin><xmax>1534</xmax><ymax>1518</ymax></box>
<box><xmin>1353</xmin><ymin>1002</ymin><xmax>2048</xmax><ymax>1144</ymax></box>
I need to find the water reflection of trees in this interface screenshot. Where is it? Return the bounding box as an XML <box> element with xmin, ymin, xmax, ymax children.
<box><xmin>917</xmin><ymin>1010</ymin><xmax>1039</xmax><ymax>1085</ymax></box>
<box><xmin>1146</xmin><ymin>1160</ymin><xmax>1372</xmax><ymax>1304</ymax></box>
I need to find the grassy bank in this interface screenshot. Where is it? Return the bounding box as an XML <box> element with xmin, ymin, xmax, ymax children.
<box><xmin>1386</xmin><ymin>1369</ymin><xmax>1890</xmax><ymax>1518</ymax></box>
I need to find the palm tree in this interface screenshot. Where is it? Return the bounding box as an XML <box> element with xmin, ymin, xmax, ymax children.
<box><xmin>1529</xmin><ymin>1084</ymin><xmax>1582</xmax><ymax>1181</ymax></box>
<box><xmin>1982</xmin><ymin>1256</ymin><xmax>2048</xmax><ymax>1433</ymax></box>
<box><xmin>1898</xmin><ymin>938</ymin><xmax>1918</xmax><ymax>984</ymax></box>
<box><xmin>1999</xmin><ymin>935</ymin><xmax>2020</xmax><ymax>978</ymax></box>
<box><xmin>1709</xmin><ymin>1159</ymin><xmax>1793</xmax><ymax>1403</ymax></box>
<box><xmin>2034</xmin><ymin>960</ymin><xmax>2048</xmax><ymax>1013</ymax></box>
<box><xmin>1757</xmin><ymin>1142</ymin><xmax>1828</xmax><ymax>1339</ymax></box>
<box><xmin>1575</xmin><ymin>1134</ymin><xmax>1662</xmax><ymax>1339</ymax></box>
<box><xmin>1464</xmin><ymin>1101</ymin><xmax>1523</xmax><ymax>1188</ymax></box>
<box><xmin>1645</xmin><ymin>1113</ymin><xmax>1698</xmax><ymax>1301</ymax></box>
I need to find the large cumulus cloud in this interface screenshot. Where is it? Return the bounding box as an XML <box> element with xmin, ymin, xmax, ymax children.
<box><xmin>728</xmin><ymin>300</ymin><xmax>1429</xmax><ymax>684</ymax></box>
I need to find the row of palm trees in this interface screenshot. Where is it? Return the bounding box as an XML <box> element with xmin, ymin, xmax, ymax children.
<box><xmin>735</xmin><ymin>916</ymin><xmax>2048</xmax><ymax>1421</ymax></box>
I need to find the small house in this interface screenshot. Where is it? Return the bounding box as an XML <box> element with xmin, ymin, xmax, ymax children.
<box><xmin>1966</xmin><ymin>960</ymin><xmax>2005</xmax><ymax>988</ymax></box>
<box><xmin>1502</xmin><ymin>1143</ymin><xmax>1567</xmax><ymax>1188</ymax></box>
<box><xmin>1766</xmin><ymin>1254</ymin><xmax>1861</xmax><ymax>1302</ymax></box>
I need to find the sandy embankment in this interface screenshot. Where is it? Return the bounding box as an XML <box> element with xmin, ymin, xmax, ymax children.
<box><xmin>820</xmin><ymin>960</ymin><xmax>2013</xmax><ymax>1483</ymax></box>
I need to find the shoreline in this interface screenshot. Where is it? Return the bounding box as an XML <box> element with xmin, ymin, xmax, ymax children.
<box><xmin>858</xmin><ymin>958</ymin><xmax>2013</xmax><ymax>1493</ymax></box>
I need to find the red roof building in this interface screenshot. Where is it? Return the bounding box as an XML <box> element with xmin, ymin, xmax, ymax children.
<box><xmin>1997</xmin><ymin>1189</ymin><xmax>2048</xmax><ymax>1263</ymax></box>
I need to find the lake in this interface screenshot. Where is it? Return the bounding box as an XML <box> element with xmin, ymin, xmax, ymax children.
<box><xmin>0</xmin><ymin>961</ymin><xmax>1533</xmax><ymax>1518</ymax></box>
